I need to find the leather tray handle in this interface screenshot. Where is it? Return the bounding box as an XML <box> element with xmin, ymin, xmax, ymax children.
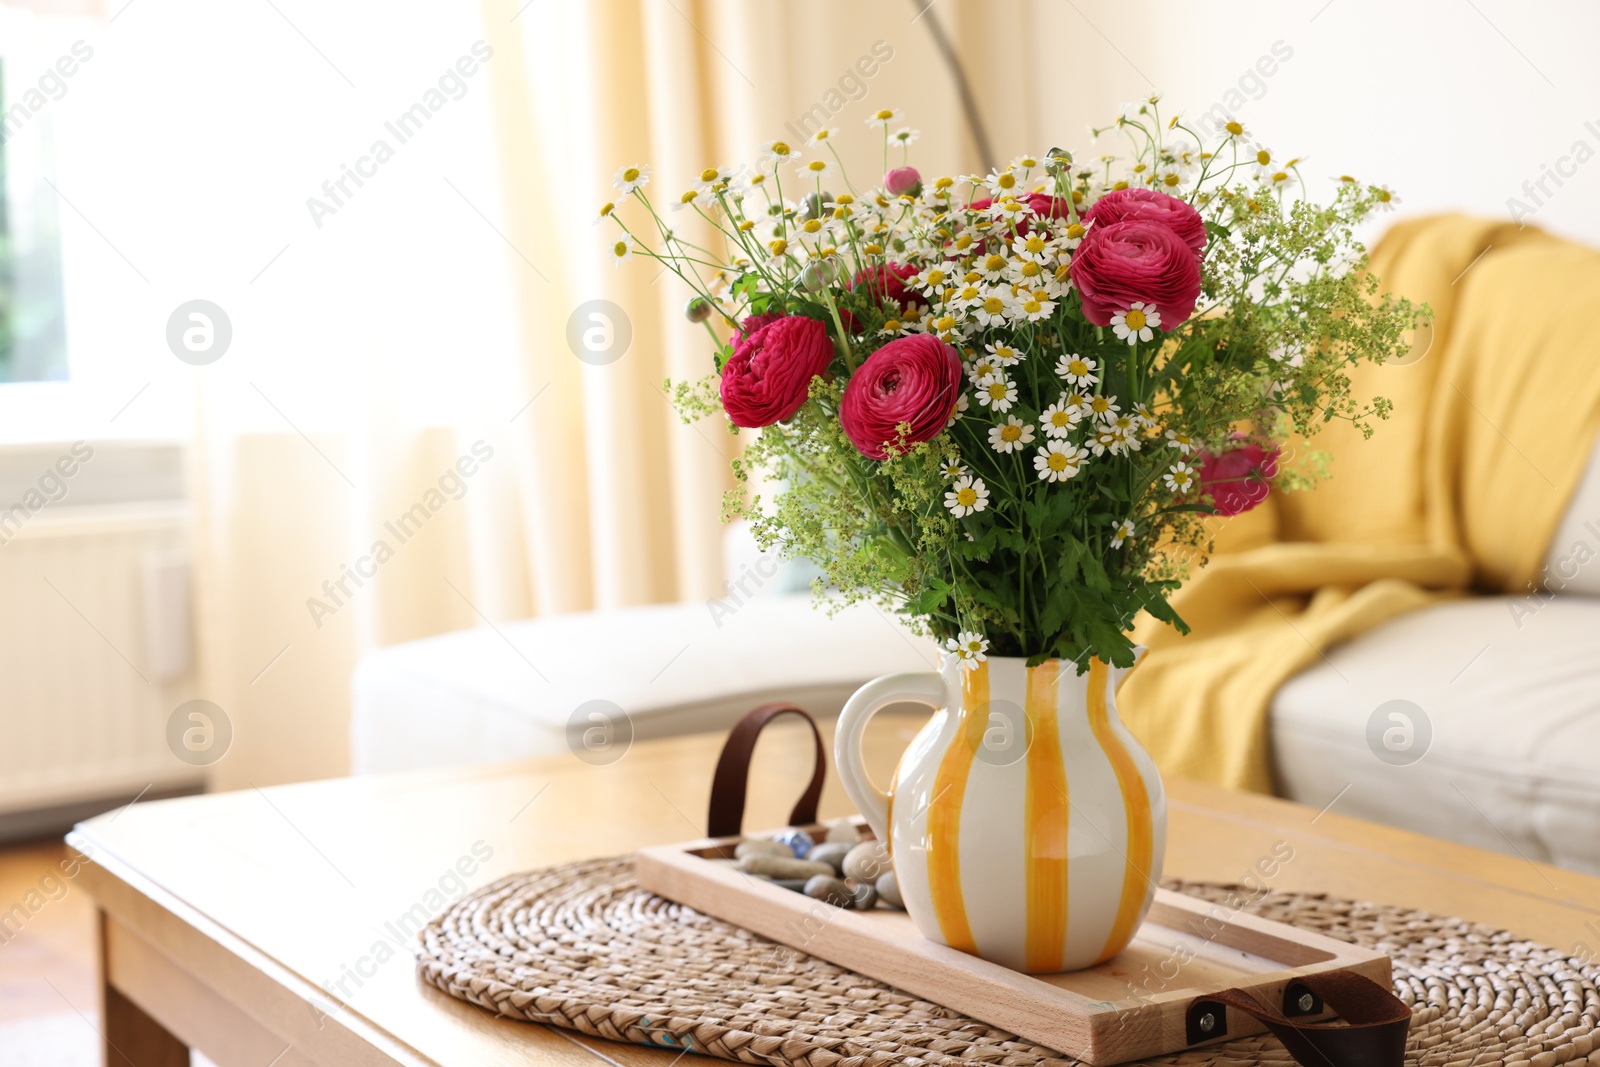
<box><xmin>706</xmin><ymin>703</ymin><xmax>827</xmax><ymax>838</ymax></box>
<box><xmin>1210</xmin><ymin>971</ymin><xmax>1411</xmax><ymax>1067</ymax></box>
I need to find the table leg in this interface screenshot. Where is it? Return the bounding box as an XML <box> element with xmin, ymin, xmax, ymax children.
<box><xmin>100</xmin><ymin>910</ymin><xmax>190</xmax><ymax>1067</ymax></box>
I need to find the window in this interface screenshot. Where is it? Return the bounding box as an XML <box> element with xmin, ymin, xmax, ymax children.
<box><xmin>0</xmin><ymin>53</ymin><xmax>70</xmax><ymax>383</ymax></box>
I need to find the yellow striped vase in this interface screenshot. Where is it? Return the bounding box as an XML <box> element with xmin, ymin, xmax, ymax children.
<box><xmin>834</xmin><ymin>652</ymin><xmax>1165</xmax><ymax>973</ymax></box>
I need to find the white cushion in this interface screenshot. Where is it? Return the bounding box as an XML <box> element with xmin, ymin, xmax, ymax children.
<box><xmin>1270</xmin><ymin>596</ymin><xmax>1600</xmax><ymax>874</ymax></box>
<box><xmin>351</xmin><ymin>595</ymin><xmax>938</xmax><ymax>774</ymax></box>
<box><xmin>1542</xmin><ymin>439</ymin><xmax>1600</xmax><ymax>595</ymax></box>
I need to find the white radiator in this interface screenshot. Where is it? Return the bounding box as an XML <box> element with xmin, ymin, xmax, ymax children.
<box><xmin>0</xmin><ymin>503</ymin><xmax>202</xmax><ymax>815</ymax></box>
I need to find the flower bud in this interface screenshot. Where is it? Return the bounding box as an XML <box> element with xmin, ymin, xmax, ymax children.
<box><xmin>684</xmin><ymin>296</ymin><xmax>713</xmax><ymax>323</ymax></box>
<box><xmin>884</xmin><ymin>166</ymin><xmax>921</xmax><ymax>197</ymax></box>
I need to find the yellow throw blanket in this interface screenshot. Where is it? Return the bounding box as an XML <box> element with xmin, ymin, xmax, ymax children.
<box><xmin>1121</xmin><ymin>215</ymin><xmax>1600</xmax><ymax>793</ymax></box>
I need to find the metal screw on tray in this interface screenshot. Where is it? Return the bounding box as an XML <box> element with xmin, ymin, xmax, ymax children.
<box><xmin>1298</xmin><ymin>992</ymin><xmax>1316</xmax><ymax>1013</ymax></box>
<box><xmin>1197</xmin><ymin>1012</ymin><xmax>1217</xmax><ymax>1034</ymax></box>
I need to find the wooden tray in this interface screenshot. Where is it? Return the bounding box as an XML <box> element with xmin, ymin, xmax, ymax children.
<box><xmin>635</xmin><ymin>819</ymin><xmax>1391</xmax><ymax>1065</ymax></box>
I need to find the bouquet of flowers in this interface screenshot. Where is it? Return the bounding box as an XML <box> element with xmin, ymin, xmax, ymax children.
<box><xmin>602</xmin><ymin>97</ymin><xmax>1425</xmax><ymax>669</ymax></box>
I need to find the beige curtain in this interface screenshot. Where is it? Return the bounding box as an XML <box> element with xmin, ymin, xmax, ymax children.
<box><xmin>193</xmin><ymin>0</ymin><xmax>1110</xmax><ymax>788</ymax></box>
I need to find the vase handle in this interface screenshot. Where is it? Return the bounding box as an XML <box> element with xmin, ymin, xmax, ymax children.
<box><xmin>834</xmin><ymin>671</ymin><xmax>947</xmax><ymax>844</ymax></box>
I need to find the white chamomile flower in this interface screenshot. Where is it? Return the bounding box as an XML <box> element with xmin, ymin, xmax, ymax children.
<box><xmin>1111</xmin><ymin>302</ymin><xmax>1161</xmax><ymax>344</ymax></box>
<box><xmin>891</xmin><ymin>127</ymin><xmax>920</xmax><ymax>147</ymax></box>
<box><xmin>808</xmin><ymin>127</ymin><xmax>838</xmax><ymax>145</ymax></box>
<box><xmin>1264</xmin><ymin>166</ymin><xmax>1297</xmax><ymax>192</ymax></box>
<box><xmin>944</xmin><ymin>476</ymin><xmax>988</xmax><ymax>517</ymax></box>
<box><xmin>944</xmin><ymin>630</ymin><xmax>989</xmax><ymax>669</ymax></box>
<box><xmin>985</xmin><ymin>342</ymin><xmax>1023</xmax><ymax>367</ymax></box>
<box><xmin>989</xmin><ymin>196</ymin><xmax>1033</xmax><ymax>225</ymax></box>
<box><xmin>988</xmin><ymin>415</ymin><xmax>1035</xmax><ymax>454</ymax></box>
<box><xmin>1131</xmin><ymin>402</ymin><xmax>1156</xmax><ymax>429</ymax></box>
<box><xmin>607</xmin><ymin>239</ymin><xmax>632</xmax><ymax>268</ymax></box>
<box><xmin>966</xmin><ymin>356</ymin><xmax>1000</xmax><ymax>386</ymax></box>
<box><xmin>1248</xmin><ymin>144</ymin><xmax>1287</xmax><ymax>181</ymax></box>
<box><xmin>949</xmin><ymin>392</ymin><xmax>969</xmax><ymax>423</ymax></box>
<box><xmin>1087</xmin><ymin>425</ymin><xmax>1122</xmax><ymax>456</ymax></box>
<box><xmin>941</xmin><ymin>461</ymin><xmax>968</xmax><ymax>480</ymax></box>
<box><xmin>797</xmin><ymin>158</ymin><xmax>833</xmax><ymax>180</ymax></box>
<box><xmin>1086</xmin><ymin>393</ymin><xmax>1120</xmax><ymax>418</ymax></box>
<box><xmin>1040</xmin><ymin>397</ymin><xmax>1082</xmax><ymax>437</ymax></box>
<box><xmin>612</xmin><ymin>163</ymin><xmax>651</xmax><ymax>195</ymax></box>
<box><xmin>694</xmin><ymin>166</ymin><xmax>734</xmax><ymax>194</ymax></box>
<box><xmin>1008</xmin><ymin>154</ymin><xmax>1043</xmax><ymax>184</ymax></box>
<box><xmin>972</xmin><ymin>288</ymin><xmax>1014</xmax><ymax>328</ymax></box>
<box><xmin>1111</xmin><ymin>518</ymin><xmax>1136</xmax><ymax>548</ymax></box>
<box><xmin>1017</xmin><ymin>291</ymin><xmax>1057</xmax><ymax>321</ymax></box>
<box><xmin>1012</xmin><ymin>232</ymin><xmax>1053</xmax><ymax>263</ymax></box>
<box><xmin>1164</xmin><ymin>461</ymin><xmax>1198</xmax><ymax>494</ymax></box>
<box><xmin>984</xmin><ymin>168</ymin><xmax>1022</xmax><ymax>198</ymax></box>
<box><xmin>867</xmin><ymin>108</ymin><xmax>905</xmax><ymax>129</ymax></box>
<box><xmin>912</xmin><ymin>264</ymin><xmax>951</xmax><ymax>295</ymax></box>
<box><xmin>1218</xmin><ymin>117</ymin><xmax>1248</xmax><ymax>140</ymax></box>
<box><xmin>1034</xmin><ymin>441</ymin><xmax>1088</xmax><ymax>482</ymax></box>
<box><xmin>974</xmin><ymin>251</ymin><xmax>1008</xmax><ymax>281</ymax></box>
<box><xmin>1371</xmin><ymin>186</ymin><xmax>1400</xmax><ymax>211</ymax></box>
<box><xmin>1166</xmin><ymin>429</ymin><xmax>1198</xmax><ymax>454</ymax></box>
<box><xmin>760</xmin><ymin>139</ymin><xmax>802</xmax><ymax>164</ymax></box>
<box><xmin>976</xmin><ymin>374</ymin><xmax>1018</xmax><ymax>412</ymax></box>
<box><xmin>1055</xmin><ymin>352</ymin><xmax>1098</xmax><ymax>387</ymax></box>
<box><xmin>669</xmin><ymin>188</ymin><xmax>702</xmax><ymax>212</ymax></box>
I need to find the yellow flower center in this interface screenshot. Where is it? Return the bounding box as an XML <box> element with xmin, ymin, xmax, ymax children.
<box><xmin>875</xmin><ymin>109</ymin><xmax>894</xmax><ymax>121</ymax></box>
<box><xmin>772</xmin><ymin>141</ymin><xmax>791</xmax><ymax>156</ymax></box>
<box><xmin>984</xmin><ymin>254</ymin><xmax>1006</xmax><ymax>272</ymax></box>
<box><xmin>959</xmin><ymin>286</ymin><xmax>980</xmax><ymax>301</ymax></box>
<box><xmin>1001</xmin><ymin>424</ymin><xmax>1021</xmax><ymax>441</ymax></box>
<box><xmin>1090</xmin><ymin>397</ymin><xmax>1110</xmax><ymax>413</ymax></box>
<box><xmin>1111</xmin><ymin>180</ymin><xmax>1129</xmax><ymax>190</ymax></box>
<box><xmin>1051</xmin><ymin>411</ymin><xmax>1071</xmax><ymax>427</ymax></box>
<box><xmin>937</xmin><ymin>316</ymin><xmax>956</xmax><ymax>331</ymax></box>
<box><xmin>1069</xmin><ymin>360</ymin><xmax>1087</xmax><ymax>375</ymax></box>
<box><xmin>599</xmin><ymin>202</ymin><xmax>614</xmax><ymax>217</ymax></box>
<box><xmin>956</xmin><ymin>487</ymin><xmax>977</xmax><ymax>506</ymax></box>
<box><xmin>983</xmin><ymin>297</ymin><xmax>1005</xmax><ymax>314</ymax></box>
<box><xmin>1019</xmin><ymin>261</ymin><xmax>1041</xmax><ymax>278</ymax></box>
<box><xmin>1376</xmin><ymin>188</ymin><xmax>1392</xmax><ymax>202</ymax></box>
<box><xmin>987</xmin><ymin>382</ymin><xmax>1008</xmax><ymax>400</ymax></box>
<box><xmin>680</xmin><ymin>190</ymin><xmax>697</xmax><ymax>203</ymax></box>
<box><xmin>954</xmin><ymin>234</ymin><xmax>973</xmax><ymax>250</ymax></box>
<box><xmin>612</xmin><ymin>241</ymin><xmax>627</xmax><ymax>257</ymax></box>
<box><xmin>769</xmin><ymin>239</ymin><xmax>788</xmax><ymax>256</ymax></box>
<box><xmin>1048</xmin><ymin>453</ymin><xmax>1069</xmax><ymax>471</ymax></box>
<box><xmin>1255</xmin><ymin>150</ymin><xmax>1271</xmax><ymax>166</ymax></box>
<box><xmin>1225</xmin><ymin>121</ymin><xmax>1243</xmax><ymax>136</ymax></box>
<box><xmin>935</xmin><ymin>176</ymin><xmax>954</xmax><ymax>189</ymax></box>
<box><xmin>815</xmin><ymin>130</ymin><xmax>830</xmax><ymax>140</ymax></box>
<box><xmin>738</xmin><ymin>219</ymin><xmax>755</xmax><ymax>231</ymax></box>
<box><xmin>1025</xmin><ymin>235</ymin><xmax>1046</xmax><ymax>253</ymax></box>
<box><xmin>864</xmin><ymin>243</ymin><xmax>884</xmax><ymax>255</ymax></box>
<box><xmin>1023</xmin><ymin>299</ymin><xmax>1042</xmax><ymax>313</ymax></box>
<box><xmin>1272</xmin><ymin>171</ymin><xmax>1288</xmax><ymax>183</ymax></box>
<box><xmin>836</xmin><ymin>193</ymin><xmax>854</xmax><ymax>204</ymax></box>
<box><xmin>926</xmin><ymin>269</ymin><xmax>945</xmax><ymax>285</ymax></box>
<box><xmin>883</xmin><ymin>319</ymin><xmax>901</xmax><ymax>331</ymax></box>
<box><xmin>993</xmin><ymin>347</ymin><xmax>1013</xmax><ymax>360</ymax></box>
<box><xmin>700</xmin><ymin>168</ymin><xmax>718</xmax><ymax>182</ymax></box>
<box><xmin>997</xmin><ymin>172</ymin><xmax>1016</xmax><ymax>189</ymax></box>
<box><xmin>1163</xmin><ymin>174</ymin><xmax>1181</xmax><ymax>187</ymax></box>
<box><xmin>807</xmin><ymin>160</ymin><xmax>827</xmax><ymax>173</ymax></box>
<box><xmin>1065</xmin><ymin>393</ymin><xmax>1085</xmax><ymax>408</ymax></box>
<box><xmin>1124</xmin><ymin>308</ymin><xmax>1147</xmax><ymax>331</ymax></box>
<box><xmin>622</xmin><ymin>167</ymin><xmax>640</xmax><ymax>182</ymax></box>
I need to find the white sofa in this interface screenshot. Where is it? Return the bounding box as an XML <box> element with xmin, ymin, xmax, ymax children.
<box><xmin>353</xmin><ymin>471</ymin><xmax>1600</xmax><ymax>875</ymax></box>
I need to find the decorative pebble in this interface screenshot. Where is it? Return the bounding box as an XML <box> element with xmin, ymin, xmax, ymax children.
<box><xmin>823</xmin><ymin>818</ymin><xmax>859</xmax><ymax>844</ymax></box>
<box><xmin>876</xmin><ymin>870</ymin><xmax>904</xmax><ymax>909</ymax></box>
<box><xmin>773</xmin><ymin>828</ymin><xmax>815</xmax><ymax>859</ymax></box>
<box><xmin>807</xmin><ymin>842</ymin><xmax>852</xmax><ymax>875</ymax></box>
<box><xmin>803</xmin><ymin>875</ymin><xmax>853</xmax><ymax>907</ymax></box>
<box><xmin>735</xmin><ymin>854</ymin><xmax>834</xmax><ymax>879</ymax></box>
<box><xmin>842</xmin><ymin>841</ymin><xmax>891</xmax><ymax>884</ymax></box>
<box><xmin>847</xmin><ymin>880</ymin><xmax>878</xmax><ymax>910</ymax></box>
<box><xmin>771</xmin><ymin>878</ymin><xmax>809</xmax><ymax>892</ymax></box>
<box><xmin>735</xmin><ymin>839</ymin><xmax>793</xmax><ymax>860</ymax></box>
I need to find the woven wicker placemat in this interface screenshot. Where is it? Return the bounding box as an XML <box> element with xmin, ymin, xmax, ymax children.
<box><xmin>417</xmin><ymin>856</ymin><xmax>1600</xmax><ymax>1066</ymax></box>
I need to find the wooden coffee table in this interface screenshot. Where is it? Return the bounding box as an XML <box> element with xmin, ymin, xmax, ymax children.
<box><xmin>70</xmin><ymin>713</ymin><xmax>1600</xmax><ymax>1067</ymax></box>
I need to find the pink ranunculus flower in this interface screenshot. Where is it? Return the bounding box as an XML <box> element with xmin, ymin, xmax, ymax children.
<box><xmin>1069</xmin><ymin>219</ymin><xmax>1203</xmax><ymax>328</ymax></box>
<box><xmin>720</xmin><ymin>315</ymin><xmax>833</xmax><ymax>428</ymax></box>
<box><xmin>852</xmin><ymin>261</ymin><xmax>919</xmax><ymax>310</ymax></box>
<box><xmin>736</xmin><ymin>310</ymin><xmax>783</xmax><ymax>341</ymax></box>
<box><xmin>885</xmin><ymin>166</ymin><xmax>922</xmax><ymax>197</ymax></box>
<box><xmin>1198</xmin><ymin>437</ymin><xmax>1280</xmax><ymax>516</ymax></box>
<box><xmin>839</xmin><ymin>334</ymin><xmax>964</xmax><ymax>460</ymax></box>
<box><xmin>1085</xmin><ymin>187</ymin><xmax>1208</xmax><ymax>255</ymax></box>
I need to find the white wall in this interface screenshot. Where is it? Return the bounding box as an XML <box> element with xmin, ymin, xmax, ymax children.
<box><xmin>1003</xmin><ymin>0</ymin><xmax>1600</xmax><ymax>250</ymax></box>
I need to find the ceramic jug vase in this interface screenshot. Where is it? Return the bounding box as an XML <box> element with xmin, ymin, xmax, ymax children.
<box><xmin>834</xmin><ymin>652</ymin><xmax>1166</xmax><ymax>973</ymax></box>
